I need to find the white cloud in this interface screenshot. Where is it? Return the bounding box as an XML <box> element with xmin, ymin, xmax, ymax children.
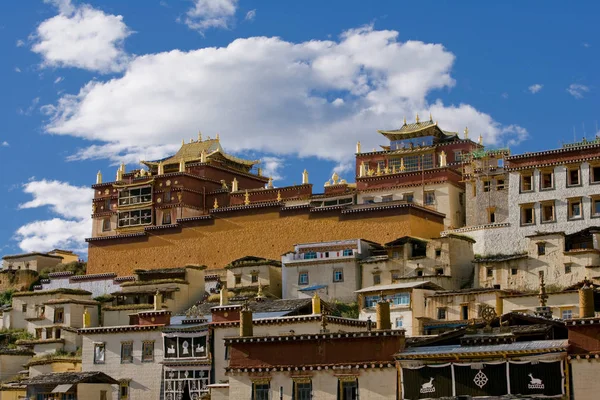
<box><xmin>42</xmin><ymin>26</ymin><xmax>527</xmax><ymax>167</ymax></box>
<box><xmin>245</xmin><ymin>9</ymin><xmax>256</xmax><ymax>21</ymax></box>
<box><xmin>501</xmin><ymin>92</ymin><xmax>509</xmax><ymax>99</ymax></box>
<box><xmin>528</xmin><ymin>84</ymin><xmax>543</xmax><ymax>94</ymax></box>
<box><xmin>261</xmin><ymin>157</ymin><xmax>285</xmax><ymax>181</ymax></box>
<box><xmin>567</xmin><ymin>83</ymin><xmax>590</xmax><ymax>99</ymax></box>
<box><xmin>16</xmin><ymin>180</ymin><xmax>92</xmax><ymax>253</ymax></box>
<box><xmin>16</xmin><ymin>39</ymin><xmax>25</xmax><ymax>47</ymax></box>
<box><xmin>19</xmin><ymin>97</ymin><xmax>41</xmax><ymax>116</ymax></box>
<box><xmin>14</xmin><ymin>67</ymin><xmax>21</xmax><ymax>73</ymax></box>
<box><xmin>31</xmin><ymin>0</ymin><xmax>131</xmax><ymax>73</ymax></box>
<box><xmin>1</xmin><ymin>141</ymin><xmax>9</xmax><ymax>147</ymax></box>
<box><xmin>184</xmin><ymin>0</ymin><xmax>238</xmax><ymax>33</ymax></box>
<box><xmin>54</xmin><ymin>76</ymin><xmax>64</xmax><ymax>84</ymax></box>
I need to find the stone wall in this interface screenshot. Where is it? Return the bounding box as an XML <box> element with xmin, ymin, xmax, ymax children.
<box><xmin>0</xmin><ymin>270</ymin><xmax>38</xmax><ymax>292</ymax></box>
<box><xmin>87</xmin><ymin>207</ymin><xmax>444</xmax><ymax>276</ymax></box>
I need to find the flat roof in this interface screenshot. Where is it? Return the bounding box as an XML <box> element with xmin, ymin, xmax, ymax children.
<box><xmin>356</xmin><ymin>281</ymin><xmax>443</xmax><ymax>293</ymax></box>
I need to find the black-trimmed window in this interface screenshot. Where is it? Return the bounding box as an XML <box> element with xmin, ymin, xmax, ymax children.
<box><xmin>333</xmin><ymin>269</ymin><xmax>344</xmax><ymax>283</ymax></box>
<box><xmin>483</xmin><ymin>180</ymin><xmax>491</xmax><ymax>192</ymax></box>
<box><xmin>338</xmin><ymin>378</ymin><xmax>358</xmax><ymax>400</ymax></box>
<box><xmin>142</xmin><ymin>341</ymin><xmax>154</xmax><ymax>362</ymax></box>
<box><xmin>293</xmin><ymin>381</ymin><xmax>312</xmax><ymax>400</ymax></box>
<box><xmin>591</xmin><ymin>166</ymin><xmax>600</xmax><ymax>184</ymax></box>
<box><xmin>118</xmin><ymin>186</ymin><xmax>152</xmax><ymax>206</ymax></box>
<box><xmin>373</xmin><ymin>273</ymin><xmax>381</xmax><ymax>285</ymax></box>
<box><xmin>424</xmin><ymin>191</ymin><xmax>436</xmax><ymax>205</ymax></box>
<box><xmin>162</xmin><ymin>211</ymin><xmax>171</xmax><ymax>225</ymax></box>
<box><xmin>437</xmin><ymin>307</ymin><xmax>447</xmax><ymax>320</ymax></box>
<box><xmin>298</xmin><ymin>272</ymin><xmax>309</xmax><ymax>285</ymax></box>
<box><xmin>54</xmin><ymin>308</ymin><xmax>64</xmax><ymax>323</ymax></box>
<box><xmin>252</xmin><ymin>382</ymin><xmax>270</xmax><ymax>400</ymax></box>
<box><xmin>121</xmin><ymin>342</ymin><xmax>133</xmax><ymax>363</ymax></box>
<box><xmin>102</xmin><ymin>218</ymin><xmax>111</xmax><ymax>232</ymax></box>
<box><xmin>94</xmin><ymin>343</ymin><xmax>105</xmax><ymax>364</ymax></box>
<box><xmin>567</xmin><ymin>167</ymin><xmax>581</xmax><ymax>186</ymax></box>
<box><xmin>118</xmin><ymin>208</ymin><xmax>152</xmax><ymax>228</ymax></box>
<box><xmin>592</xmin><ymin>197</ymin><xmax>600</xmax><ymax>218</ymax></box>
<box><xmin>251</xmin><ymin>273</ymin><xmax>258</xmax><ymax>283</ymax></box>
<box><xmin>537</xmin><ymin>242</ymin><xmax>546</xmax><ymax>256</ymax></box>
<box><xmin>119</xmin><ymin>380</ymin><xmax>130</xmax><ymax>400</ymax></box>
<box><xmin>496</xmin><ymin>179</ymin><xmax>505</xmax><ymax>190</ymax></box>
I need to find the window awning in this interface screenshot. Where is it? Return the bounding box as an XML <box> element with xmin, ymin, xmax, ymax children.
<box><xmin>52</xmin><ymin>384</ymin><xmax>73</xmax><ymax>393</ymax></box>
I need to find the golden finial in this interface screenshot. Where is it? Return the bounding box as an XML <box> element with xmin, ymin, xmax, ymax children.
<box><xmin>96</xmin><ymin>170</ymin><xmax>102</xmax><ymax>184</ymax></box>
<box><xmin>182</xmin><ymin>139</ymin><xmax>185</xmax><ymax>146</ymax></box>
<box><xmin>216</xmin><ymin>133</ymin><xmax>220</xmax><ymax>140</ymax></box>
<box><xmin>213</xmin><ymin>198</ymin><xmax>219</xmax><ymax>209</ymax></box>
<box><xmin>376</xmin><ymin>163</ymin><xmax>382</xmax><ymax>176</ymax></box>
<box><xmin>356</xmin><ymin>141</ymin><xmax>361</xmax><ymax>154</ymax></box>
<box><xmin>478</xmin><ymin>134</ymin><xmax>483</xmax><ymax>145</ymax></box>
<box><xmin>332</xmin><ymin>172</ymin><xmax>339</xmax><ymax>185</ymax></box>
<box><xmin>277</xmin><ymin>190</ymin><xmax>282</xmax><ymax>202</ymax></box>
<box><xmin>198</xmin><ymin>131</ymin><xmax>202</xmax><ymax>141</ymax></box>
<box><xmin>400</xmin><ymin>158</ymin><xmax>406</xmax><ymax>172</ymax></box>
<box><xmin>416</xmin><ymin>113</ymin><xmax>420</xmax><ymax>123</ymax></box>
<box><xmin>244</xmin><ymin>190</ymin><xmax>250</xmax><ymax>206</ymax></box>
<box><xmin>464</xmin><ymin>127</ymin><xmax>469</xmax><ymax>139</ymax></box>
<box><xmin>403</xmin><ymin>116</ymin><xmax>407</xmax><ymax>125</ymax></box>
<box><xmin>392</xmin><ymin>165</ymin><xmax>397</xmax><ymax>174</ymax></box>
<box><xmin>302</xmin><ymin>169</ymin><xmax>309</xmax><ymax>185</ymax></box>
<box><xmin>429</xmin><ymin>112</ymin><xmax>433</xmax><ymax>121</ymax></box>
<box><xmin>267</xmin><ymin>176</ymin><xmax>274</xmax><ymax>189</ymax></box>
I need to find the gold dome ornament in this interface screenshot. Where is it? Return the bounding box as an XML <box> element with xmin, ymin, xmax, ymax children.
<box><xmin>277</xmin><ymin>191</ymin><xmax>282</xmax><ymax>202</ymax></box>
<box><xmin>213</xmin><ymin>198</ymin><xmax>219</xmax><ymax>209</ymax></box>
<box><xmin>244</xmin><ymin>190</ymin><xmax>250</xmax><ymax>206</ymax></box>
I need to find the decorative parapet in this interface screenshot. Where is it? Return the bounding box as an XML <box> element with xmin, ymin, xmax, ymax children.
<box><xmin>441</xmin><ymin>222</ymin><xmax>510</xmax><ymax>236</ymax></box>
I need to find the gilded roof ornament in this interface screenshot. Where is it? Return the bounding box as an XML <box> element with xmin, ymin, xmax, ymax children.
<box><xmin>403</xmin><ymin>116</ymin><xmax>407</xmax><ymax>125</ymax></box>
<box><xmin>356</xmin><ymin>141</ymin><xmax>361</xmax><ymax>154</ymax></box>
<box><xmin>399</xmin><ymin>158</ymin><xmax>406</xmax><ymax>172</ymax></box>
<box><xmin>277</xmin><ymin>190</ymin><xmax>282</xmax><ymax>202</ymax></box>
<box><xmin>96</xmin><ymin>170</ymin><xmax>102</xmax><ymax>185</ymax></box>
<box><xmin>415</xmin><ymin>113</ymin><xmax>420</xmax><ymax>123</ymax></box>
<box><xmin>213</xmin><ymin>198</ymin><xmax>219</xmax><ymax>209</ymax></box>
<box><xmin>267</xmin><ymin>177</ymin><xmax>274</xmax><ymax>189</ymax></box>
<box><xmin>429</xmin><ymin>112</ymin><xmax>433</xmax><ymax>122</ymax></box>
<box><xmin>198</xmin><ymin>131</ymin><xmax>202</xmax><ymax>141</ymax></box>
<box><xmin>302</xmin><ymin>169</ymin><xmax>309</xmax><ymax>185</ymax></box>
<box><xmin>332</xmin><ymin>172</ymin><xmax>339</xmax><ymax>185</ymax></box>
<box><xmin>464</xmin><ymin>127</ymin><xmax>469</xmax><ymax>139</ymax></box>
<box><xmin>478</xmin><ymin>134</ymin><xmax>483</xmax><ymax>145</ymax></box>
<box><xmin>216</xmin><ymin>133</ymin><xmax>220</xmax><ymax>140</ymax></box>
<box><xmin>244</xmin><ymin>190</ymin><xmax>250</xmax><ymax>206</ymax></box>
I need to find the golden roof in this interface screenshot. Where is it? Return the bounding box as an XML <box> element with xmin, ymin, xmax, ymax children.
<box><xmin>142</xmin><ymin>138</ymin><xmax>259</xmax><ymax>168</ymax></box>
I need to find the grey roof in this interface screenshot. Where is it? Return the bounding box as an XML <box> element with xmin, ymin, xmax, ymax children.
<box><xmin>356</xmin><ymin>281</ymin><xmax>443</xmax><ymax>293</ymax></box>
<box><xmin>25</xmin><ymin>371</ymin><xmax>118</xmax><ymax>385</ymax></box>
<box><xmin>184</xmin><ymin>297</ymin><xmax>320</xmax><ymax>317</ymax></box>
<box><xmin>396</xmin><ymin>339</ymin><xmax>568</xmax><ymax>358</ymax></box>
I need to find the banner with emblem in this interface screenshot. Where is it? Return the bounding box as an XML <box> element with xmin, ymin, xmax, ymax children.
<box><xmin>509</xmin><ymin>360</ymin><xmax>564</xmax><ymax>397</ymax></box>
<box><xmin>453</xmin><ymin>362</ymin><xmax>508</xmax><ymax>398</ymax></box>
<box><xmin>401</xmin><ymin>363</ymin><xmax>453</xmax><ymax>399</ymax></box>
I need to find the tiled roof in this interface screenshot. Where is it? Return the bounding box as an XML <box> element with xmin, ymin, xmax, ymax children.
<box><xmin>24</xmin><ymin>371</ymin><xmax>118</xmax><ymax>385</ymax></box>
<box><xmin>142</xmin><ymin>139</ymin><xmax>258</xmax><ymax>167</ymax></box>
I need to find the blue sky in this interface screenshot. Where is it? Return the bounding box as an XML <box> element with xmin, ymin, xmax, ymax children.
<box><xmin>0</xmin><ymin>0</ymin><xmax>598</xmax><ymax>257</ymax></box>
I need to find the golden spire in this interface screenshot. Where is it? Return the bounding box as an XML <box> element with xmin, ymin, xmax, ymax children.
<box><xmin>464</xmin><ymin>127</ymin><xmax>469</xmax><ymax>139</ymax></box>
<box><xmin>429</xmin><ymin>112</ymin><xmax>433</xmax><ymax>121</ymax></box>
<box><xmin>200</xmin><ymin>150</ymin><xmax>207</xmax><ymax>163</ymax></box>
<box><xmin>158</xmin><ymin>162</ymin><xmax>164</xmax><ymax>175</ymax></box>
<box><xmin>416</xmin><ymin>113</ymin><xmax>420</xmax><ymax>123</ymax></box>
<box><xmin>376</xmin><ymin>163</ymin><xmax>382</xmax><ymax>176</ymax></box>
<box><xmin>216</xmin><ymin>133</ymin><xmax>220</xmax><ymax>140</ymax></box>
<box><xmin>277</xmin><ymin>190</ymin><xmax>282</xmax><ymax>202</ymax></box>
<box><xmin>198</xmin><ymin>131</ymin><xmax>202</xmax><ymax>141</ymax></box>
<box><xmin>400</xmin><ymin>158</ymin><xmax>406</xmax><ymax>172</ymax></box>
<box><xmin>213</xmin><ymin>198</ymin><xmax>219</xmax><ymax>209</ymax></box>
<box><xmin>96</xmin><ymin>170</ymin><xmax>102</xmax><ymax>184</ymax></box>
<box><xmin>232</xmin><ymin>177</ymin><xmax>239</xmax><ymax>192</ymax></box>
<box><xmin>403</xmin><ymin>116</ymin><xmax>407</xmax><ymax>125</ymax></box>
<box><xmin>181</xmin><ymin>139</ymin><xmax>185</xmax><ymax>146</ymax></box>
<box><xmin>478</xmin><ymin>134</ymin><xmax>483</xmax><ymax>145</ymax></box>
<box><xmin>392</xmin><ymin>165</ymin><xmax>397</xmax><ymax>174</ymax></box>
<box><xmin>356</xmin><ymin>141</ymin><xmax>361</xmax><ymax>154</ymax></box>
<box><xmin>267</xmin><ymin>176</ymin><xmax>274</xmax><ymax>189</ymax></box>
<box><xmin>244</xmin><ymin>190</ymin><xmax>250</xmax><ymax>206</ymax></box>
<box><xmin>302</xmin><ymin>169</ymin><xmax>309</xmax><ymax>185</ymax></box>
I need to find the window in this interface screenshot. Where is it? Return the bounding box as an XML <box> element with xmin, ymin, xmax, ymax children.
<box><xmin>234</xmin><ymin>275</ymin><xmax>241</xmax><ymax>285</ymax></box>
<box><xmin>592</xmin><ymin>198</ymin><xmax>600</xmax><ymax>218</ymax></box>
<box><xmin>224</xmin><ymin>345</ymin><xmax>230</xmax><ymax>360</ymax></box>
<box><xmin>102</xmin><ymin>218</ymin><xmax>111</xmax><ymax>232</ymax></box>
<box><xmin>454</xmin><ymin>150</ymin><xmax>463</xmax><ymax>162</ymax></box>
<box><xmin>251</xmin><ymin>274</ymin><xmax>258</xmax><ymax>283</ymax></box>
<box><xmin>511</xmin><ymin>268</ymin><xmax>518</xmax><ymax>275</ymax></box>
<box><xmin>118</xmin><ymin>208</ymin><xmax>152</xmax><ymax>228</ymax></box>
<box><xmin>121</xmin><ymin>342</ymin><xmax>133</xmax><ymax>363</ymax></box>
<box><xmin>486</xmin><ymin>267</ymin><xmax>493</xmax><ymax>278</ymax></box>
<box><xmin>391</xmin><ymin>271</ymin><xmax>401</xmax><ymax>282</ymax></box>
<box><xmin>333</xmin><ymin>270</ymin><xmax>344</xmax><ymax>283</ymax></box>
<box><xmin>435</xmin><ymin>249</ymin><xmax>442</xmax><ymax>258</ymax></box>
<box><xmin>46</xmin><ymin>327</ymin><xmax>53</xmax><ymax>339</ymax></box>
<box><xmin>521</xmin><ymin>174</ymin><xmax>533</xmax><ymax>192</ymax></box>
<box><xmin>363</xmin><ymin>197</ymin><xmax>375</xmax><ymax>204</ymax></box>
<box><xmin>483</xmin><ymin>180</ymin><xmax>491</xmax><ymax>192</ymax></box>
<box><xmin>21</xmin><ymin>304</ymin><xmax>27</xmax><ymax>313</ymax></box>
<box><xmin>520</xmin><ymin>204</ymin><xmax>535</xmax><ymax>225</ymax></box>
<box><xmin>94</xmin><ymin>343</ymin><xmax>106</xmax><ymax>364</ymax></box>
<box><xmin>118</xmin><ymin>186</ymin><xmax>152</xmax><ymax>206</ymax></box>
<box><xmin>496</xmin><ymin>179</ymin><xmax>505</xmax><ymax>190</ymax></box>
<box><xmin>35</xmin><ymin>328</ymin><xmax>42</xmax><ymax>339</ymax></box>
<box><xmin>101</xmin><ymin>391</ymin><xmax>108</xmax><ymax>400</ymax></box>
<box><xmin>416</xmin><ymin>269</ymin><xmax>423</xmax><ymax>277</ymax></box>
<box><xmin>459</xmin><ymin>192</ymin><xmax>464</xmax><ymax>206</ymax></box>
<box><xmin>540</xmin><ymin>171</ymin><xmax>554</xmax><ymax>190</ymax></box>
<box><xmin>391</xmin><ymin>293</ymin><xmax>410</xmax><ymax>306</ymax></box>
<box><xmin>104</xmin><ymin>199</ymin><xmax>111</xmax><ymax>210</ymax></box>
<box><xmin>55</xmin><ymin>328</ymin><xmax>61</xmax><ymax>339</ymax></box>
<box><xmin>435</xmin><ymin>268</ymin><xmax>444</xmax><ymax>276</ymax></box>
<box><xmin>395</xmin><ymin>317</ymin><xmax>404</xmax><ymax>328</ymax></box>
<box><xmin>295</xmin><ymin>382</ymin><xmax>312</xmax><ymax>400</ymax></box>
<box><xmin>562</xmin><ymin>309</ymin><xmax>573</xmax><ymax>320</ymax></box>
<box><xmin>364</xmin><ymin>295</ymin><xmax>379</xmax><ymax>308</ymax></box>
<box><xmin>568</xmin><ymin>198</ymin><xmax>583</xmax><ymax>220</ymax></box>
<box><xmin>404</xmin><ymin>193</ymin><xmax>414</xmax><ymax>203</ymax></box>
<box><xmin>565</xmin><ymin>264</ymin><xmax>572</xmax><ymax>274</ymax></box>
<box><xmin>568</xmin><ymin>167</ymin><xmax>581</xmax><ymax>186</ymax></box>
<box><xmin>437</xmin><ymin>307</ymin><xmax>447</xmax><ymax>320</ymax></box>
<box><xmin>541</xmin><ymin>202</ymin><xmax>555</xmax><ymax>223</ymax></box>
<box><xmin>472</xmin><ymin>183</ymin><xmax>477</xmax><ymax>197</ymax></box>
<box><xmin>119</xmin><ymin>380</ymin><xmax>130</xmax><ymax>400</ymax></box>
<box><xmin>381</xmin><ymin>195</ymin><xmax>393</xmax><ymax>203</ymax></box>
<box><xmin>54</xmin><ymin>308</ymin><xmax>64</xmax><ymax>323</ymax></box>
<box><xmin>304</xmin><ymin>252</ymin><xmax>317</xmax><ymax>260</ymax></box>
<box><xmin>162</xmin><ymin>212</ymin><xmax>171</xmax><ymax>225</ymax></box>
<box><xmin>253</xmin><ymin>382</ymin><xmax>270</xmax><ymax>400</ymax></box>
<box><xmin>391</xmin><ymin>251</ymin><xmax>400</xmax><ymax>259</ymax></box>
<box><xmin>298</xmin><ymin>272</ymin><xmax>309</xmax><ymax>285</ymax></box>
<box><xmin>340</xmin><ymin>379</ymin><xmax>358</xmax><ymax>400</ymax></box>
<box><xmin>461</xmin><ymin>305</ymin><xmax>469</xmax><ymax>320</ymax></box>
<box><xmin>373</xmin><ymin>274</ymin><xmax>381</xmax><ymax>285</ymax></box>
<box><xmin>591</xmin><ymin>166</ymin><xmax>600</xmax><ymax>183</ymax></box>
<box><xmin>142</xmin><ymin>341</ymin><xmax>154</xmax><ymax>362</ymax></box>
<box><xmin>537</xmin><ymin>242</ymin><xmax>546</xmax><ymax>256</ymax></box>
<box><xmin>342</xmin><ymin>249</ymin><xmax>353</xmax><ymax>256</ymax></box>
<box><xmin>488</xmin><ymin>208</ymin><xmax>496</xmax><ymax>224</ymax></box>
<box><xmin>424</xmin><ymin>191</ymin><xmax>436</xmax><ymax>205</ymax></box>
<box><xmin>164</xmin><ymin>191</ymin><xmax>171</xmax><ymax>202</ymax></box>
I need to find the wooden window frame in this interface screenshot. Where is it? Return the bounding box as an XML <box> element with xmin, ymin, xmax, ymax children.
<box><xmin>567</xmin><ymin>167</ymin><xmax>581</xmax><ymax>187</ymax></box>
<box><xmin>520</xmin><ymin>204</ymin><xmax>535</xmax><ymax>226</ymax></box>
<box><xmin>520</xmin><ymin>173</ymin><xmax>533</xmax><ymax>193</ymax></box>
<box><xmin>541</xmin><ymin>201</ymin><xmax>556</xmax><ymax>224</ymax></box>
<box><xmin>568</xmin><ymin>197</ymin><xmax>583</xmax><ymax>220</ymax></box>
<box><xmin>540</xmin><ymin>170</ymin><xmax>554</xmax><ymax>190</ymax></box>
